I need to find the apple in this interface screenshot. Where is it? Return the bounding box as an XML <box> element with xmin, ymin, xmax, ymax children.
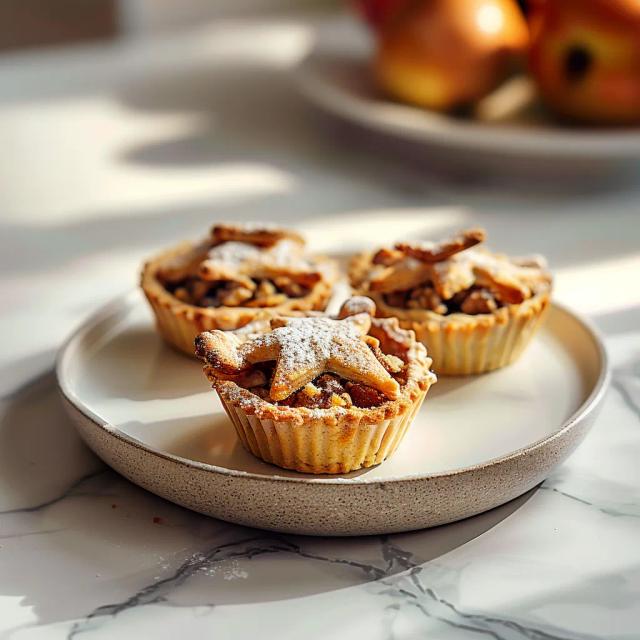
<box><xmin>352</xmin><ymin>0</ymin><xmax>410</xmax><ymax>32</ymax></box>
<box><xmin>374</xmin><ymin>0</ymin><xmax>529</xmax><ymax>111</ymax></box>
<box><xmin>515</xmin><ymin>0</ymin><xmax>530</xmax><ymax>18</ymax></box>
<box><xmin>529</xmin><ymin>0</ymin><xmax>640</xmax><ymax>125</ymax></box>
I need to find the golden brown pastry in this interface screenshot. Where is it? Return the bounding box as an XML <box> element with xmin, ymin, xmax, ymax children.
<box><xmin>196</xmin><ymin>297</ymin><xmax>436</xmax><ymax>474</ymax></box>
<box><xmin>141</xmin><ymin>223</ymin><xmax>337</xmax><ymax>356</ymax></box>
<box><xmin>350</xmin><ymin>228</ymin><xmax>552</xmax><ymax>375</ymax></box>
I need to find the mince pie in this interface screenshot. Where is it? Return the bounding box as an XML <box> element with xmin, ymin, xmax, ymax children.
<box><xmin>349</xmin><ymin>229</ymin><xmax>552</xmax><ymax>375</ymax></box>
<box><xmin>141</xmin><ymin>223</ymin><xmax>337</xmax><ymax>355</ymax></box>
<box><xmin>195</xmin><ymin>297</ymin><xmax>436</xmax><ymax>474</ymax></box>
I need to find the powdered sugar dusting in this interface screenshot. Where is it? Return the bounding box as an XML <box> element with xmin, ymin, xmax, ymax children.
<box><xmin>413</xmin><ymin>240</ymin><xmax>436</xmax><ymax>251</ymax></box>
<box><xmin>205</xmin><ymin>239</ymin><xmax>317</xmax><ymax>274</ymax></box>
<box><xmin>430</xmin><ymin>254</ymin><xmax>475</xmax><ymax>296</ymax></box>
<box><xmin>223</xmin><ymin>384</ymin><xmax>262</xmax><ymax>410</ymax></box>
<box><xmin>461</xmin><ymin>249</ymin><xmax>548</xmax><ymax>287</ymax></box>
<box><xmin>247</xmin><ymin>317</ymin><xmax>369</xmax><ymax>374</ymax></box>
<box><xmin>207</xmin><ymin>241</ymin><xmax>263</xmax><ymax>267</ymax></box>
<box><xmin>405</xmin><ymin>256</ymin><xmax>425</xmax><ymax>270</ymax></box>
<box><xmin>366</xmin><ymin>241</ymin><xmax>548</xmax><ymax>301</ymax></box>
<box><xmin>266</xmin><ymin>318</ymin><xmax>358</xmax><ymax>368</ymax></box>
<box><xmin>234</xmin><ymin>315</ymin><xmax>398</xmax><ymax>401</ymax></box>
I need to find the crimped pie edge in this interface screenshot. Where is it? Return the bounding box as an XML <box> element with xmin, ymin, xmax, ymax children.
<box><xmin>204</xmin><ymin>341</ymin><xmax>435</xmax><ymax>427</ymax></box>
<box><xmin>349</xmin><ymin>250</ymin><xmax>552</xmax><ymax>328</ymax></box>
<box><xmin>141</xmin><ymin>240</ymin><xmax>338</xmax><ymax>332</ymax></box>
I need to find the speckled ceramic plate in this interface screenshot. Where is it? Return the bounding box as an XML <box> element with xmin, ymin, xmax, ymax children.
<box><xmin>57</xmin><ymin>290</ymin><xmax>608</xmax><ymax>536</ymax></box>
<box><xmin>296</xmin><ymin>16</ymin><xmax>640</xmax><ymax>162</ymax></box>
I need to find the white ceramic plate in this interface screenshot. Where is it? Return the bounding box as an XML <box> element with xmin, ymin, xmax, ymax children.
<box><xmin>57</xmin><ymin>290</ymin><xmax>608</xmax><ymax>536</ymax></box>
<box><xmin>296</xmin><ymin>16</ymin><xmax>640</xmax><ymax>161</ymax></box>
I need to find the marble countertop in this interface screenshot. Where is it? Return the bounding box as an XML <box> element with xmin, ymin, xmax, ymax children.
<box><xmin>1</xmin><ymin>10</ymin><xmax>639</xmax><ymax>639</ymax></box>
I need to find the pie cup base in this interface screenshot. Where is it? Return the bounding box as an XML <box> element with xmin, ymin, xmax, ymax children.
<box><xmin>405</xmin><ymin>290</ymin><xmax>551</xmax><ymax>375</ymax></box>
<box><xmin>141</xmin><ymin>242</ymin><xmax>336</xmax><ymax>357</ymax></box>
<box><xmin>144</xmin><ymin>291</ymin><xmax>219</xmax><ymax>356</ymax></box>
<box><xmin>217</xmin><ymin>389</ymin><xmax>429</xmax><ymax>474</ymax></box>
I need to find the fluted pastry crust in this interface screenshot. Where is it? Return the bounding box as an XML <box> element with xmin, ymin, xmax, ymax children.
<box><xmin>349</xmin><ymin>229</ymin><xmax>552</xmax><ymax>375</ymax></box>
<box><xmin>196</xmin><ymin>298</ymin><xmax>436</xmax><ymax>474</ymax></box>
<box><xmin>141</xmin><ymin>224</ymin><xmax>337</xmax><ymax>356</ymax></box>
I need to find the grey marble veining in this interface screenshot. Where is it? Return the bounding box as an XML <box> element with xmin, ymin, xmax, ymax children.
<box><xmin>1</xmin><ymin>340</ymin><xmax>638</xmax><ymax>638</ymax></box>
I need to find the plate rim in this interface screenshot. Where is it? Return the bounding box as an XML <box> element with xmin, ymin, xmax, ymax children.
<box><xmin>56</xmin><ymin>290</ymin><xmax>610</xmax><ymax>487</ymax></box>
<box><xmin>295</xmin><ymin>20</ymin><xmax>640</xmax><ymax>159</ymax></box>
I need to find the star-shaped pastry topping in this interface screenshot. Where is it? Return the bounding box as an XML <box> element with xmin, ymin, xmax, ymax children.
<box><xmin>159</xmin><ymin>224</ymin><xmax>324</xmax><ymax>291</ymax></box>
<box><xmin>196</xmin><ymin>313</ymin><xmax>400</xmax><ymax>402</ymax></box>
<box><xmin>367</xmin><ymin>229</ymin><xmax>484</xmax><ymax>296</ymax></box>
<box><xmin>362</xmin><ymin>228</ymin><xmax>550</xmax><ymax>305</ymax></box>
<box><xmin>199</xmin><ymin>239</ymin><xmax>322</xmax><ymax>288</ymax></box>
<box><xmin>211</xmin><ymin>223</ymin><xmax>305</xmax><ymax>248</ymax></box>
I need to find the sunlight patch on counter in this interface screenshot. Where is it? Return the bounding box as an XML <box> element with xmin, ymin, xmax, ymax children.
<box><xmin>554</xmin><ymin>253</ymin><xmax>640</xmax><ymax>316</ymax></box>
<box><xmin>299</xmin><ymin>207</ymin><xmax>471</xmax><ymax>254</ymax></box>
<box><xmin>1</xmin><ymin>98</ymin><xmax>294</xmax><ymax>224</ymax></box>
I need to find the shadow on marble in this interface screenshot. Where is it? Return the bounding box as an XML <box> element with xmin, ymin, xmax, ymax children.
<box><xmin>116</xmin><ymin>60</ymin><xmax>640</xmax><ymax>200</ymax></box>
<box><xmin>592</xmin><ymin>304</ymin><xmax>640</xmax><ymax>337</ymax></box>
<box><xmin>3</xmin><ymin>61</ymin><xmax>640</xmax><ymax>281</ymax></box>
<box><xmin>0</xmin><ymin>368</ymin><xmax>538</xmax><ymax>629</ymax></box>
<box><xmin>0</xmin><ymin>371</ymin><xmax>103</xmax><ymax>513</ymax></box>
<box><xmin>0</xmin><ymin>348</ymin><xmax>58</xmax><ymax>398</ymax></box>
<box><xmin>116</xmin><ymin>62</ymin><xmax>640</xmax><ymax>188</ymax></box>
<box><xmin>0</xmin><ymin>64</ymin><xmax>460</xmax><ymax>277</ymax></box>
<box><xmin>110</xmin><ymin>63</ymin><xmax>640</xmax><ymax>273</ymax></box>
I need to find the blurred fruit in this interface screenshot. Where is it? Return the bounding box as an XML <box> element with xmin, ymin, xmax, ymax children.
<box><xmin>375</xmin><ymin>0</ymin><xmax>530</xmax><ymax>111</ymax></box>
<box><xmin>515</xmin><ymin>0</ymin><xmax>530</xmax><ymax>18</ymax></box>
<box><xmin>353</xmin><ymin>0</ymin><xmax>410</xmax><ymax>31</ymax></box>
<box><xmin>529</xmin><ymin>0</ymin><xmax>640</xmax><ymax>125</ymax></box>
